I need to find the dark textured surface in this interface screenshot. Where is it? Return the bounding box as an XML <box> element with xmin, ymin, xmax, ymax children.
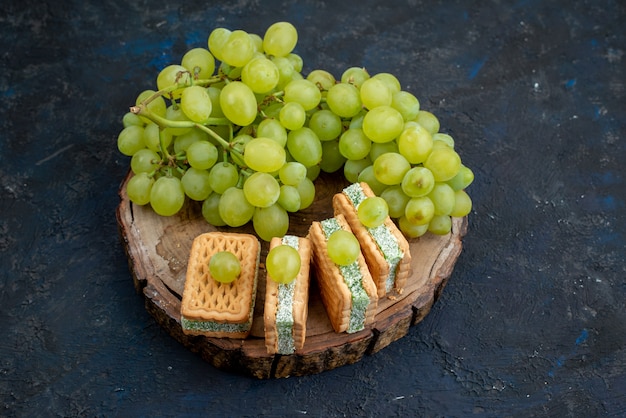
<box><xmin>1</xmin><ymin>0</ymin><xmax>625</xmax><ymax>416</ymax></box>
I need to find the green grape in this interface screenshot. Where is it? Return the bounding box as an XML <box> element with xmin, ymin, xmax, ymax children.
<box><xmin>398</xmin><ymin>215</ymin><xmax>429</xmax><ymax>238</ymax></box>
<box><xmin>306</xmin><ymin>69</ymin><xmax>336</xmax><ymax>91</ymax></box>
<box><xmin>431</xmin><ymin>139</ymin><xmax>452</xmax><ymax>150</ymax></box>
<box><xmin>369</xmin><ymin>141</ymin><xmax>398</xmax><ymax>162</ymax></box>
<box><xmin>357</xmin><ymin>196</ymin><xmax>389</xmax><ymax>228</ymax></box>
<box><xmin>208</xmin><ymin>162</ymin><xmax>239</xmax><ymax>194</ymax></box>
<box><xmin>339</xmin><ymin>128</ymin><xmax>371</xmax><ymax>160</ymax></box>
<box><xmin>241</xmin><ymin>56</ymin><xmax>279</xmax><ymax>94</ymax></box>
<box><xmin>447</xmin><ymin>165</ymin><xmax>474</xmax><ymax>190</ymax></box>
<box><xmin>186</xmin><ymin>141</ymin><xmax>218</xmax><ymax>170</ymax></box>
<box><xmin>181</xmin><ymin>47</ymin><xmax>215</xmax><ymax>80</ymax></box>
<box><xmin>428</xmin><ymin>183</ymin><xmax>455</xmax><ymax>215</ymax></box>
<box><xmin>219</xmin><ymin>81</ymin><xmax>257</xmax><ymax>126</ymax></box>
<box><xmin>243</xmin><ymin>172</ymin><xmax>280</xmax><ymax>208</ymax></box>
<box><xmin>373</xmin><ymin>152</ymin><xmax>410</xmax><ymax>185</ymax></box>
<box><xmin>343</xmin><ymin>157</ymin><xmax>372</xmax><ymax>183</ymax></box>
<box><xmin>156</xmin><ymin>65</ymin><xmax>190</xmax><ymax>100</ymax></box>
<box><xmin>450</xmin><ymin>189</ymin><xmax>472</xmax><ymax>218</ymax></box>
<box><xmin>257</xmin><ymin>118</ymin><xmax>287</xmax><ymax>147</ymax></box>
<box><xmin>404</xmin><ymin>196</ymin><xmax>435</xmax><ymax>226</ymax></box>
<box><xmin>391</xmin><ymin>91</ymin><xmax>420</xmax><ymax>121</ymax></box>
<box><xmin>122</xmin><ymin>111</ymin><xmax>144</xmax><ymax>128</ymax></box>
<box><xmin>360</xmin><ymin>77</ymin><xmax>392</xmax><ymax>109</ymax></box>
<box><xmin>432</xmin><ymin>133</ymin><xmax>455</xmax><ymax>148</ymax></box>
<box><xmin>277</xmin><ymin>184</ymin><xmax>301</xmax><ymax>212</ymax></box>
<box><xmin>249</xmin><ymin>33</ymin><xmax>263</xmax><ymax>53</ymax></box>
<box><xmin>126</xmin><ymin>172</ymin><xmax>154</xmax><ymax>205</ymax></box>
<box><xmin>208</xmin><ymin>27</ymin><xmax>232</xmax><ymax>61</ymax></box>
<box><xmin>414</xmin><ymin>110</ymin><xmax>440</xmax><ymax>134</ymax></box>
<box><xmin>117</xmin><ymin>125</ymin><xmax>145</xmax><ymax>156</ymax></box>
<box><xmin>401</xmin><ymin>166</ymin><xmax>435</xmax><ymax>197</ymax></box>
<box><xmin>279</xmin><ymin>161</ymin><xmax>307</xmax><ymax>185</ymax></box>
<box><xmin>349</xmin><ymin>111</ymin><xmax>366</xmax><ymax>129</ymax></box>
<box><xmin>308</xmin><ymin>109</ymin><xmax>342</xmax><ymax>141</ymax></box>
<box><xmin>271</xmin><ymin>56</ymin><xmax>297</xmax><ymax>90</ymax></box>
<box><xmin>263</xmin><ymin>21</ymin><xmax>298</xmax><ymax>57</ymax></box>
<box><xmin>428</xmin><ymin>215</ymin><xmax>452</xmax><ymax>235</ymax></box>
<box><xmin>219</xmin><ymin>186</ymin><xmax>255</xmax><ymax>227</ymax></box>
<box><xmin>202</xmin><ymin>192</ymin><xmax>227</xmax><ymax>226</ymax></box>
<box><xmin>266</xmin><ymin>244</ymin><xmax>301</xmax><ymax>284</ymax></box>
<box><xmin>174</xmin><ymin>128</ymin><xmax>209</xmax><ymax>154</ymax></box>
<box><xmin>397</xmin><ymin>123</ymin><xmax>433</xmax><ymax>164</ymax></box>
<box><xmin>279</xmin><ymin>102</ymin><xmax>306</xmax><ymax>131</ymax></box>
<box><xmin>357</xmin><ymin>165</ymin><xmax>387</xmax><ymax>195</ymax></box>
<box><xmin>221</xmin><ymin>30</ymin><xmax>255</xmax><ymax>68</ymax></box>
<box><xmin>423</xmin><ymin>147</ymin><xmax>462</xmax><ymax>182</ymax></box>
<box><xmin>372</xmin><ymin>72</ymin><xmax>401</xmax><ymax>94</ymax></box>
<box><xmin>319</xmin><ymin>139</ymin><xmax>346</xmax><ymax>173</ymax></box>
<box><xmin>326</xmin><ymin>229</ymin><xmax>360</xmax><ymax>266</ymax></box>
<box><xmin>362</xmin><ymin>105</ymin><xmax>404</xmax><ymax>143</ymax></box>
<box><xmin>253</xmin><ymin>204</ymin><xmax>289</xmax><ymax>242</ymax></box>
<box><xmin>286</xmin><ymin>53</ymin><xmax>304</xmax><ymax>73</ymax></box>
<box><xmin>135</xmin><ymin>90</ymin><xmax>166</xmax><ymax>125</ymax></box>
<box><xmin>326</xmin><ymin>82</ymin><xmax>362</xmax><ymax>118</ymax></box>
<box><xmin>306</xmin><ymin>164</ymin><xmax>321</xmax><ymax>181</ymax></box>
<box><xmin>206</xmin><ymin>86</ymin><xmax>225</xmax><ymax>118</ymax></box>
<box><xmin>163</xmin><ymin>104</ymin><xmax>192</xmax><ymax>136</ymax></box>
<box><xmin>283</xmin><ymin>79</ymin><xmax>321</xmax><ymax>111</ymax></box>
<box><xmin>341</xmin><ymin>66</ymin><xmax>370</xmax><ymax>88</ymax></box>
<box><xmin>286</xmin><ymin>127</ymin><xmax>323</xmax><ymax>167</ymax></box>
<box><xmin>209</xmin><ymin>251</ymin><xmax>241</xmax><ymax>283</ymax></box>
<box><xmin>180</xmin><ymin>85</ymin><xmax>213</xmax><ymax>123</ymax></box>
<box><xmin>243</xmin><ymin>137</ymin><xmax>286</xmax><ymax>172</ymax></box>
<box><xmin>181</xmin><ymin>167</ymin><xmax>212</xmax><ymax>201</ymax></box>
<box><xmin>131</xmin><ymin>148</ymin><xmax>160</xmax><ymax>174</ymax></box>
<box><xmin>143</xmin><ymin>123</ymin><xmax>173</xmax><ymax>153</ymax></box>
<box><xmin>220</xmin><ymin>61</ymin><xmax>243</xmax><ymax>80</ymax></box>
<box><xmin>295</xmin><ymin>177</ymin><xmax>315</xmax><ymax>210</ymax></box>
<box><xmin>150</xmin><ymin>176</ymin><xmax>185</xmax><ymax>216</ymax></box>
<box><xmin>380</xmin><ymin>185</ymin><xmax>410</xmax><ymax>218</ymax></box>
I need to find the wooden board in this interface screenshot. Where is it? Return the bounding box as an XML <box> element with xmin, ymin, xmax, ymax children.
<box><xmin>116</xmin><ymin>170</ymin><xmax>468</xmax><ymax>378</ymax></box>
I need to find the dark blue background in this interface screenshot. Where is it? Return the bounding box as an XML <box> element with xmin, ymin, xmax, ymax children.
<box><xmin>1</xmin><ymin>1</ymin><xmax>625</xmax><ymax>416</ymax></box>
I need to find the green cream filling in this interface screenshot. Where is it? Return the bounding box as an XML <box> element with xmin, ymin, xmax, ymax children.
<box><xmin>320</xmin><ymin>218</ymin><xmax>369</xmax><ymax>333</ymax></box>
<box><xmin>343</xmin><ymin>183</ymin><xmax>404</xmax><ymax>292</ymax></box>
<box><xmin>275</xmin><ymin>235</ymin><xmax>298</xmax><ymax>354</ymax></box>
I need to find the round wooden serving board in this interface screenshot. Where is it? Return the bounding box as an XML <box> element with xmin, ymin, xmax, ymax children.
<box><xmin>116</xmin><ymin>170</ymin><xmax>468</xmax><ymax>379</ymax></box>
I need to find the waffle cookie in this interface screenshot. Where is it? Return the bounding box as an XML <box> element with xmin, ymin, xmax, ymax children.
<box><xmin>264</xmin><ymin>235</ymin><xmax>312</xmax><ymax>355</ymax></box>
<box><xmin>180</xmin><ymin>232</ymin><xmax>260</xmax><ymax>339</ymax></box>
<box><xmin>333</xmin><ymin>182</ymin><xmax>411</xmax><ymax>297</ymax></box>
<box><xmin>308</xmin><ymin>214</ymin><xmax>378</xmax><ymax>334</ymax></box>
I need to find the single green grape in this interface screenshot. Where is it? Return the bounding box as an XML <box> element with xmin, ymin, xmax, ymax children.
<box><xmin>283</xmin><ymin>79</ymin><xmax>321</xmax><ymax>111</ymax></box>
<box><xmin>122</xmin><ymin>112</ymin><xmax>144</xmax><ymax>128</ymax></box>
<box><xmin>252</xmin><ymin>204</ymin><xmax>289</xmax><ymax>242</ymax></box>
<box><xmin>432</xmin><ymin>133</ymin><xmax>455</xmax><ymax>148</ymax></box>
<box><xmin>428</xmin><ymin>215</ymin><xmax>452</xmax><ymax>235</ymax></box>
<box><xmin>266</xmin><ymin>244</ymin><xmax>301</xmax><ymax>284</ymax></box>
<box><xmin>150</xmin><ymin>176</ymin><xmax>185</xmax><ymax>217</ymax></box>
<box><xmin>391</xmin><ymin>91</ymin><xmax>420</xmax><ymax>121</ymax></box>
<box><xmin>181</xmin><ymin>167</ymin><xmax>212</xmax><ymax>201</ymax></box>
<box><xmin>319</xmin><ymin>140</ymin><xmax>346</xmax><ymax>173</ymax></box>
<box><xmin>401</xmin><ymin>166</ymin><xmax>435</xmax><ymax>197</ymax></box>
<box><xmin>126</xmin><ymin>172</ymin><xmax>154</xmax><ymax>205</ymax></box>
<box><xmin>287</xmin><ymin>53</ymin><xmax>303</xmax><ymax>73</ymax></box>
<box><xmin>209</xmin><ymin>251</ymin><xmax>241</xmax><ymax>283</ymax></box>
<box><xmin>180</xmin><ymin>85</ymin><xmax>213</xmax><ymax>123</ymax></box>
<box><xmin>343</xmin><ymin>157</ymin><xmax>372</xmax><ymax>184</ymax></box>
<box><xmin>308</xmin><ymin>109</ymin><xmax>343</xmax><ymax>141</ymax></box>
<box><xmin>219</xmin><ymin>81</ymin><xmax>257</xmax><ymax>127</ymax></box>
<box><xmin>143</xmin><ymin>123</ymin><xmax>173</xmax><ymax>153</ymax></box>
<box><xmin>450</xmin><ymin>189</ymin><xmax>472</xmax><ymax>217</ymax></box>
<box><xmin>277</xmin><ymin>184</ymin><xmax>301</xmax><ymax>212</ymax></box>
<box><xmin>369</xmin><ymin>141</ymin><xmax>399</xmax><ymax>162</ymax></box>
<box><xmin>243</xmin><ymin>137</ymin><xmax>286</xmax><ymax>173</ymax></box>
<box><xmin>201</xmin><ymin>192</ymin><xmax>226</xmax><ymax>226</ymax></box>
<box><xmin>241</xmin><ymin>56</ymin><xmax>280</xmax><ymax>94</ymax></box>
<box><xmin>414</xmin><ymin>110</ymin><xmax>440</xmax><ymax>134</ymax></box>
<box><xmin>221</xmin><ymin>30</ymin><xmax>255</xmax><ymax>68</ymax></box>
<box><xmin>372</xmin><ymin>72</ymin><xmax>401</xmax><ymax>94</ymax></box>
<box><xmin>279</xmin><ymin>101</ymin><xmax>306</xmax><ymax>131</ymax></box>
<box><xmin>398</xmin><ymin>215</ymin><xmax>429</xmax><ymax>238</ymax></box>
<box><xmin>117</xmin><ymin>125</ymin><xmax>145</xmax><ymax>156</ymax></box>
<box><xmin>219</xmin><ymin>187</ymin><xmax>255</xmax><ymax>227</ymax></box>
<box><xmin>404</xmin><ymin>196</ymin><xmax>435</xmax><ymax>226</ymax></box>
<box><xmin>341</xmin><ymin>67</ymin><xmax>370</xmax><ymax>88</ymax></box>
<box><xmin>428</xmin><ymin>183</ymin><xmax>456</xmax><ymax>215</ymax></box>
<box><xmin>257</xmin><ymin>119</ymin><xmax>287</xmax><ymax>147</ymax></box>
<box><xmin>207</xmin><ymin>27</ymin><xmax>232</xmax><ymax>61</ymax></box>
<box><xmin>362</xmin><ymin>106</ymin><xmax>404</xmax><ymax>143</ymax></box>
<box><xmin>372</xmin><ymin>152</ymin><xmax>411</xmax><ymax>185</ymax></box>
<box><xmin>263</xmin><ymin>21</ymin><xmax>298</xmax><ymax>57</ymax></box>
<box><xmin>163</xmin><ymin>105</ymin><xmax>192</xmax><ymax>137</ymax></box>
<box><xmin>156</xmin><ymin>64</ymin><xmax>189</xmax><ymax>100</ymax></box>
<box><xmin>206</xmin><ymin>86</ymin><xmax>225</xmax><ymax>118</ymax></box>
<box><xmin>326</xmin><ymin>83</ymin><xmax>362</xmax><ymax>118</ymax></box>
<box><xmin>423</xmin><ymin>147</ymin><xmax>462</xmax><ymax>182</ymax></box>
<box><xmin>287</xmin><ymin>127</ymin><xmax>323</xmax><ymax>167</ymax></box>
<box><xmin>278</xmin><ymin>161</ymin><xmax>307</xmax><ymax>186</ymax></box>
<box><xmin>130</xmin><ymin>149</ymin><xmax>160</xmax><ymax>174</ymax></box>
<box><xmin>357</xmin><ymin>165</ymin><xmax>387</xmax><ymax>195</ymax></box>
<box><xmin>173</xmin><ymin>128</ymin><xmax>209</xmax><ymax>154</ymax></box>
<box><xmin>447</xmin><ymin>165</ymin><xmax>474</xmax><ymax>191</ymax></box>
<box><xmin>338</xmin><ymin>128</ymin><xmax>372</xmax><ymax>161</ymax></box>
<box><xmin>397</xmin><ymin>123</ymin><xmax>433</xmax><ymax>164</ymax></box>
<box><xmin>306</xmin><ymin>69</ymin><xmax>336</xmax><ymax>91</ymax></box>
<box><xmin>360</xmin><ymin>77</ymin><xmax>392</xmax><ymax>109</ymax></box>
<box><xmin>186</xmin><ymin>141</ymin><xmax>218</xmax><ymax>171</ymax></box>
<box><xmin>357</xmin><ymin>196</ymin><xmax>389</xmax><ymax>228</ymax></box>
<box><xmin>181</xmin><ymin>47</ymin><xmax>215</xmax><ymax>80</ymax></box>
<box><xmin>380</xmin><ymin>185</ymin><xmax>410</xmax><ymax>219</ymax></box>
<box><xmin>208</xmin><ymin>162</ymin><xmax>239</xmax><ymax>194</ymax></box>
<box><xmin>243</xmin><ymin>172</ymin><xmax>280</xmax><ymax>208</ymax></box>
<box><xmin>295</xmin><ymin>177</ymin><xmax>315</xmax><ymax>210</ymax></box>
<box><xmin>326</xmin><ymin>229</ymin><xmax>360</xmax><ymax>266</ymax></box>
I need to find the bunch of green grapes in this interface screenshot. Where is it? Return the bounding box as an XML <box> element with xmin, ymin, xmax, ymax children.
<box><xmin>117</xmin><ymin>21</ymin><xmax>473</xmax><ymax>241</ymax></box>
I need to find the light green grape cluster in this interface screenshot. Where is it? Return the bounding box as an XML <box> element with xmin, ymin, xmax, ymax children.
<box><xmin>117</xmin><ymin>21</ymin><xmax>473</xmax><ymax>241</ymax></box>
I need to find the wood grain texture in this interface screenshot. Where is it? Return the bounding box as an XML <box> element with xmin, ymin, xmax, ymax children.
<box><xmin>116</xmin><ymin>170</ymin><xmax>467</xmax><ymax>378</ymax></box>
